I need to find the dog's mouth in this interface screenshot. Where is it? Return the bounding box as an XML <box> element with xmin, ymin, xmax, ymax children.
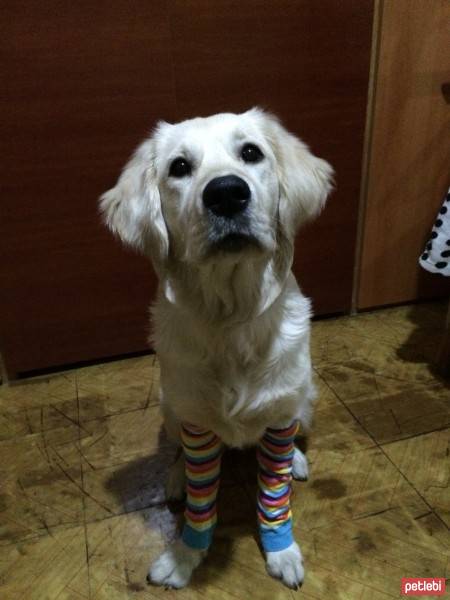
<box><xmin>213</xmin><ymin>232</ymin><xmax>260</xmax><ymax>253</ymax></box>
<box><xmin>207</xmin><ymin>215</ymin><xmax>260</xmax><ymax>254</ymax></box>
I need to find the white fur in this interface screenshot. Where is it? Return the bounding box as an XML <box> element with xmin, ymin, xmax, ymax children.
<box><xmin>266</xmin><ymin>541</ymin><xmax>305</xmax><ymax>589</ymax></box>
<box><xmin>147</xmin><ymin>540</ymin><xmax>206</xmax><ymax>589</ymax></box>
<box><xmin>292</xmin><ymin>447</ymin><xmax>309</xmax><ymax>481</ymax></box>
<box><xmin>100</xmin><ymin>108</ymin><xmax>333</xmax><ymax>588</ymax></box>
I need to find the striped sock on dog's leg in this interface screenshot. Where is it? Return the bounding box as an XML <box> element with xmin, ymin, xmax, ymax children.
<box><xmin>257</xmin><ymin>421</ymin><xmax>299</xmax><ymax>552</ymax></box>
<box><xmin>181</xmin><ymin>423</ymin><xmax>224</xmax><ymax>550</ymax></box>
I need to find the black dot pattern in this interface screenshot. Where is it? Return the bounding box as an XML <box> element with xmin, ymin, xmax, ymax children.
<box><xmin>419</xmin><ymin>187</ymin><xmax>450</xmax><ymax>276</ymax></box>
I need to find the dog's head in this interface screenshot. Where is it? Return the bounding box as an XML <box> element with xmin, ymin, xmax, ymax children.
<box><xmin>100</xmin><ymin>109</ymin><xmax>333</xmax><ymax>273</ymax></box>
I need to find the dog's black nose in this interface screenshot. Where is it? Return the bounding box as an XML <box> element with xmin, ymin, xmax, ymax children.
<box><xmin>202</xmin><ymin>175</ymin><xmax>250</xmax><ymax>217</ymax></box>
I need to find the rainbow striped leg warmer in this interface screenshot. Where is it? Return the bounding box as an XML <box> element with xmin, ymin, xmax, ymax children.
<box><xmin>257</xmin><ymin>421</ymin><xmax>299</xmax><ymax>552</ymax></box>
<box><xmin>181</xmin><ymin>423</ymin><xmax>224</xmax><ymax>550</ymax></box>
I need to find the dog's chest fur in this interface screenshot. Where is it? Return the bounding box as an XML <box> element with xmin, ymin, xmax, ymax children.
<box><xmin>153</xmin><ymin>272</ymin><xmax>315</xmax><ymax>447</ymax></box>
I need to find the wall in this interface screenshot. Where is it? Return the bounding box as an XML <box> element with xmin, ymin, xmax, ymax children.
<box><xmin>0</xmin><ymin>1</ymin><xmax>373</xmax><ymax>376</ymax></box>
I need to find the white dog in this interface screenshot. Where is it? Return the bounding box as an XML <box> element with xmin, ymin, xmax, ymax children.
<box><xmin>100</xmin><ymin>108</ymin><xmax>333</xmax><ymax>589</ymax></box>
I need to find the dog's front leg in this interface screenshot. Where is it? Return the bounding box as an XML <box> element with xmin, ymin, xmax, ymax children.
<box><xmin>257</xmin><ymin>421</ymin><xmax>304</xmax><ymax>590</ymax></box>
<box><xmin>148</xmin><ymin>423</ymin><xmax>223</xmax><ymax>588</ymax></box>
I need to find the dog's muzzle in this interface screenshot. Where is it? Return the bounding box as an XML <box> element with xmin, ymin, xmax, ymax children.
<box><xmin>202</xmin><ymin>175</ymin><xmax>250</xmax><ymax>218</ymax></box>
<box><xmin>203</xmin><ymin>175</ymin><xmax>260</xmax><ymax>253</ymax></box>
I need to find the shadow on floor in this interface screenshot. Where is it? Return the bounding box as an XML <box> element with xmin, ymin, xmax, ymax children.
<box><xmin>103</xmin><ymin>424</ymin><xmax>310</xmax><ymax>589</ymax></box>
<box><xmin>396</xmin><ymin>300</ymin><xmax>450</xmax><ymax>382</ymax></box>
<box><xmin>103</xmin><ymin>427</ymin><xmax>266</xmax><ymax>588</ymax></box>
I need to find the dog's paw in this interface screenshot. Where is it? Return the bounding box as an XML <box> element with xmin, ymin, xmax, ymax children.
<box><xmin>292</xmin><ymin>447</ymin><xmax>309</xmax><ymax>481</ymax></box>
<box><xmin>265</xmin><ymin>541</ymin><xmax>304</xmax><ymax>590</ymax></box>
<box><xmin>147</xmin><ymin>540</ymin><xmax>205</xmax><ymax>589</ymax></box>
<box><xmin>166</xmin><ymin>453</ymin><xmax>186</xmax><ymax>501</ymax></box>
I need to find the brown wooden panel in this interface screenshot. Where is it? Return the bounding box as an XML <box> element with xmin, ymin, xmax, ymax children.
<box><xmin>0</xmin><ymin>1</ymin><xmax>373</xmax><ymax>376</ymax></box>
<box><xmin>357</xmin><ymin>0</ymin><xmax>450</xmax><ymax>309</ymax></box>
<box><xmin>0</xmin><ymin>1</ymin><xmax>175</xmax><ymax>375</ymax></box>
<box><xmin>170</xmin><ymin>0</ymin><xmax>374</xmax><ymax>315</ymax></box>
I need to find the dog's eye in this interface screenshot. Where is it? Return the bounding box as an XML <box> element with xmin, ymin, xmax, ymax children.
<box><xmin>241</xmin><ymin>143</ymin><xmax>264</xmax><ymax>164</ymax></box>
<box><xmin>169</xmin><ymin>157</ymin><xmax>192</xmax><ymax>178</ymax></box>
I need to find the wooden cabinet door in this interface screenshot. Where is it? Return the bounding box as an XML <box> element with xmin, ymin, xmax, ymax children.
<box><xmin>170</xmin><ymin>0</ymin><xmax>374</xmax><ymax>315</ymax></box>
<box><xmin>0</xmin><ymin>1</ymin><xmax>174</xmax><ymax>376</ymax></box>
<box><xmin>1</xmin><ymin>1</ymin><xmax>373</xmax><ymax>376</ymax></box>
<box><xmin>357</xmin><ymin>0</ymin><xmax>450</xmax><ymax>308</ymax></box>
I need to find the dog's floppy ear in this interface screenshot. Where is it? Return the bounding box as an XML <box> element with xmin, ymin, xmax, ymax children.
<box><xmin>99</xmin><ymin>133</ymin><xmax>169</xmax><ymax>273</ymax></box>
<box><xmin>258</xmin><ymin>110</ymin><xmax>334</xmax><ymax>240</ymax></box>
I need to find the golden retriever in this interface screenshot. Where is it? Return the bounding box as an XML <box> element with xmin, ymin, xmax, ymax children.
<box><xmin>100</xmin><ymin>108</ymin><xmax>333</xmax><ymax>589</ymax></box>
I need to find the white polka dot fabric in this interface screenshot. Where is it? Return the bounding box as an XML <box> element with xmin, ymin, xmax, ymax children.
<box><xmin>419</xmin><ymin>187</ymin><xmax>450</xmax><ymax>277</ymax></box>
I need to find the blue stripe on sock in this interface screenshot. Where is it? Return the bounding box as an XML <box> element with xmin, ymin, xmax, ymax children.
<box><xmin>182</xmin><ymin>523</ymin><xmax>215</xmax><ymax>550</ymax></box>
<box><xmin>259</xmin><ymin>519</ymin><xmax>294</xmax><ymax>552</ymax></box>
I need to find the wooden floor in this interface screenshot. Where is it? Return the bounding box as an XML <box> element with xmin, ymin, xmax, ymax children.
<box><xmin>1</xmin><ymin>303</ymin><xmax>449</xmax><ymax>599</ymax></box>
